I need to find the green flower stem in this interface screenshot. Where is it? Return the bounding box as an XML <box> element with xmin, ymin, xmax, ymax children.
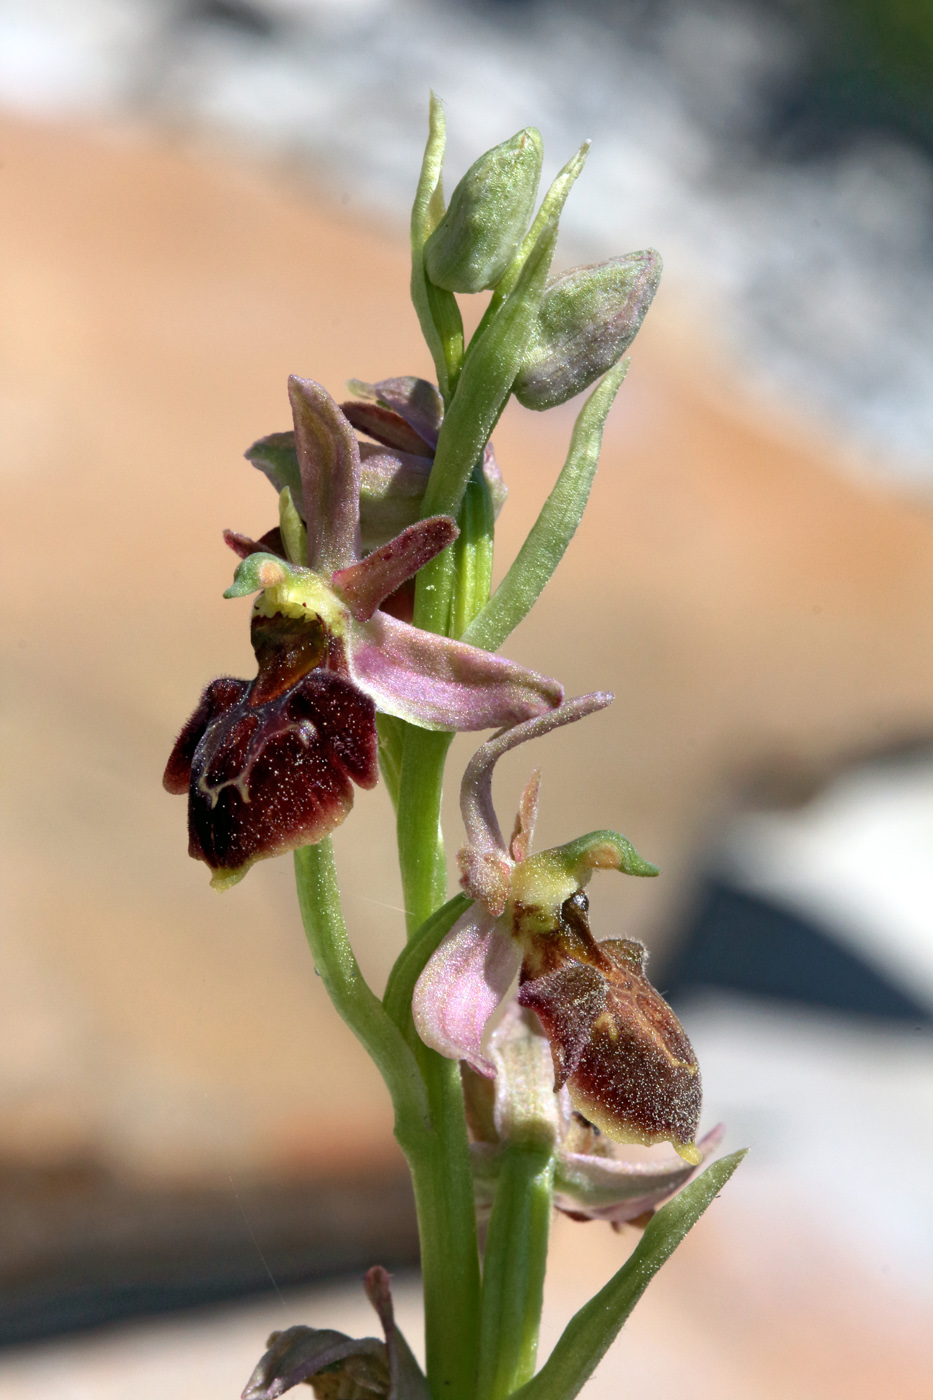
<box><xmin>462</xmin><ymin>360</ymin><xmax>628</xmax><ymax>654</ymax></box>
<box><xmin>396</xmin><ymin>726</ymin><xmax>453</xmax><ymax>939</ymax></box>
<box><xmin>292</xmin><ymin>841</ymin><xmax>429</xmax><ymax>1145</ymax></box>
<box><xmin>450</xmin><ymin>464</ymin><xmax>496</xmax><ymax>638</ymax></box>
<box><xmin>410</xmin><ymin>1047</ymin><xmax>483</xmax><ymax>1400</ymax></box>
<box><xmin>510</xmin><ymin>1151</ymin><xmax>747</xmax><ymax>1400</ymax></box>
<box><xmin>414</xmin><ymin>218</ymin><xmax>558</xmax><ymax>639</ymax></box>
<box><xmin>476</xmin><ymin>1145</ymin><xmax>555</xmax><ymax>1400</ymax></box>
<box><xmin>295</xmin><ymin>842</ymin><xmax>481</xmax><ymax>1400</ymax></box>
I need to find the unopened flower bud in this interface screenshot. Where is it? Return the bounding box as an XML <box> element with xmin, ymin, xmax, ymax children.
<box><xmin>514</xmin><ymin>250</ymin><xmax>662</xmax><ymax>410</ymax></box>
<box><xmin>424</xmin><ymin>128</ymin><xmax>544</xmax><ymax>293</ymax></box>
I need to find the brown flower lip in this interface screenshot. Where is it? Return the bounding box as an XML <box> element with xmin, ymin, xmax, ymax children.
<box><xmin>163</xmin><ymin>612</ymin><xmax>378</xmax><ymax>890</ymax></box>
<box><xmin>517</xmin><ymin>890</ymin><xmax>701</xmax><ymax>1158</ymax></box>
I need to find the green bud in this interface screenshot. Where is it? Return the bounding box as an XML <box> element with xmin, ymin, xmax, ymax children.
<box><xmin>514</xmin><ymin>250</ymin><xmax>662</xmax><ymax>410</ymax></box>
<box><xmin>424</xmin><ymin>128</ymin><xmax>543</xmax><ymax>293</ymax></box>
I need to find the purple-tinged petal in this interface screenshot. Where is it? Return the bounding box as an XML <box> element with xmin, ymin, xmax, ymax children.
<box><xmin>346</xmin><ymin>376</ymin><xmax>443</xmax><ymax>450</ymax></box>
<box><xmin>241</xmin><ymin>1326</ymin><xmax>387</xmax><ymax>1400</ymax></box>
<box><xmin>459</xmin><ymin>693</ymin><xmax>612</xmax><ymax>856</ymax></box>
<box><xmin>331</xmin><ymin>516</ymin><xmax>459</xmax><ymax>622</ymax></box>
<box><xmin>349</xmin><ymin>612</ymin><xmax>563</xmax><ymax>732</ymax></box>
<box><xmin>456</xmin><ymin>846</ymin><xmax>513</xmax><ymax>915</ymax></box>
<box><xmin>413</xmin><ymin>906</ymin><xmax>521</xmax><ymax>1076</ymax></box>
<box><xmin>553</xmin><ymin>1125</ymin><xmax>724</xmax><ymax>1225</ymax></box>
<box><xmin>289</xmin><ymin>376</ymin><xmax>361</xmax><ymax>574</ymax></box>
<box><xmin>341</xmin><ymin>400</ymin><xmax>431</xmax><ymax>456</ymax></box>
<box><xmin>223</xmin><ymin>526</ymin><xmax>285</xmax><ymax>561</ymax></box>
<box><xmin>363</xmin><ymin>1267</ymin><xmax>431</xmax><ymax>1400</ymax></box>
<box><xmin>509</xmin><ymin>770</ymin><xmax>540</xmax><ymax>863</ymax></box>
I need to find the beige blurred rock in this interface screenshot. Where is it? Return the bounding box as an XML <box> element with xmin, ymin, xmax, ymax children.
<box><xmin>2</xmin><ymin>111</ymin><xmax>933</xmax><ymax>1194</ymax></box>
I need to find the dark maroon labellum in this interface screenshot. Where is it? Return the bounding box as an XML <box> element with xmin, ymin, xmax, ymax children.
<box><xmin>164</xmin><ymin>615</ymin><xmax>378</xmax><ymax>884</ymax></box>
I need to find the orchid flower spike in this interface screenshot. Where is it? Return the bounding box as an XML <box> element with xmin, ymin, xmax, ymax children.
<box><xmin>412</xmin><ymin>693</ymin><xmax>704</xmax><ymax>1164</ymax></box>
<box><xmin>464</xmin><ymin>1003</ymin><xmax>723</xmax><ymax>1229</ymax></box>
<box><xmin>164</xmin><ymin>378</ymin><xmax>562</xmax><ymax>890</ymax></box>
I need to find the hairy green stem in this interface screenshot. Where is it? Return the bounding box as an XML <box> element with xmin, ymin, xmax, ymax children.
<box><xmin>477</xmin><ymin>1145</ymin><xmax>555</xmax><ymax>1400</ymax></box>
<box><xmin>292</xmin><ymin>842</ymin><xmax>429</xmax><ymax>1146</ymax></box>
<box><xmin>409</xmin><ymin>1048</ymin><xmax>483</xmax><ymax>1400</ymax></box>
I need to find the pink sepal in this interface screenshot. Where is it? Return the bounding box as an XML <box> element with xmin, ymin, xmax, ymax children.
<box><xmin>412</xmin><ymin>906</ymin><xmax>521</xmax><ymax>1076</ymax></box>
<box><xmin>288</xmin><ymin>377</ymin><xmax>361</xmax><ymax>575</ymax></box>
<box><xmin>348</xmin><ymin>612</ymin><xmax>563</xmax><ymax>731</ymax></box>
<box><xmin>553</xmin><ymin>1124</ymin><xmax>725</xmax><ymax>1224</ymax></box>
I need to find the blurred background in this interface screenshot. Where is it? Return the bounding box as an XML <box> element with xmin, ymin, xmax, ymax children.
<box><xmin>1</xmin><ymin>1</ymin><xmax>932</xmax><ymax>1396</ymax></box>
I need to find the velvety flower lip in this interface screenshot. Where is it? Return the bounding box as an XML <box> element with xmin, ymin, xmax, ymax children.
<box><xmin>412</xmin><ymin>693</ymin><xmax>705</xmax><ymax>1164</ymax></box>
<box><xmin>165</xmin><ymin>378</ymin><xmax>563</xmax><ymax>888</ymax></box>
<box><xmin>464</xmin><ymin>1004</ymin><xmax>722</xmax><ymax>1230</ymax></box>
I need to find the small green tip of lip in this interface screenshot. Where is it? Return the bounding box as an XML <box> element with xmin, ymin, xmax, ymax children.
<box><xmin>210</xmin><ymin>865</ymin><xmax>248</xmax><ymax>892</ymax></box>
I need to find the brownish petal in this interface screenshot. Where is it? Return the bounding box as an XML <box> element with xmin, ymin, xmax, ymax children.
<box><xmin>187</xmin><ymin>671</ymin><xmax>378</xmax><ymax>880</ymax></box>
<box><xmin>340</xmin><ymin>401</ymin><xmax>431</xmax><ymax>456</ymax></box>
<box><xmin>224</xmin><ymin>526</ymin><xmax>286</xmax><ymax>561</ymax></box>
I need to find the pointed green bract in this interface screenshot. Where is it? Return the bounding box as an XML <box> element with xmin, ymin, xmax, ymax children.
<box><xmin>411</xmin><ymin>94</ymin><xmax>459</xmax><ymax>402</ymax></box>
<box><xmin>462</xmin><ymin>360</ymin><xmax>628</xmax><ymax>652</ymax></box>
<box><xmin>509</xmin><ymin>1151</ymin><xmax>747</xmax><ymax>1400</ymax></box>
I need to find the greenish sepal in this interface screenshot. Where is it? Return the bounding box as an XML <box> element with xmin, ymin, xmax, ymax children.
<box><xmin>223</xmin><ymin>552</ymin><xmax>297</xmax><ymax>598</ymax></box>
<box><xmin>278</xmin><ymin>486</ymin><xmax>307</xmax><ymax>565</ymax></box>
<box><xmin>245</xmin><ymin>430</ymin><xmax>303</xmax><ymax>505</ymax></box>
<box><xmin>514</xmin><ymin>251</ymin><xmax>662</xmax><ymax>411</ymax></box>
<box><xmin>470</xmin><ymin>141</ymin><xmax>590</xmax><ymax>347</ymax></box>
<box><xmin>425</xmin><ymin>128</ymin><xmax>543</xmax><ymax>294</ymax></box>
<box><xmin>418</xmin><ymin>213</ymin><xmax>558</xmax><ymax>533</ymax></box>
<box><xmin>462</xmin><ymin>362</ymin><xmax>627</xmax><ymax>652</ymax></box>
<box><xmin>509</xmin><ymin>1151</ymin><xmax>746</xmax><ymax>1400</ymax></box>
<box><xmin>411</xmin><ymin>94</ymin><xmax>455</xmax><ymax>400</ymax></box>
<box><xmin>383</xmin><ymin>892</ymin><xmax>472</xmax><ymax>1043</ymax></box>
